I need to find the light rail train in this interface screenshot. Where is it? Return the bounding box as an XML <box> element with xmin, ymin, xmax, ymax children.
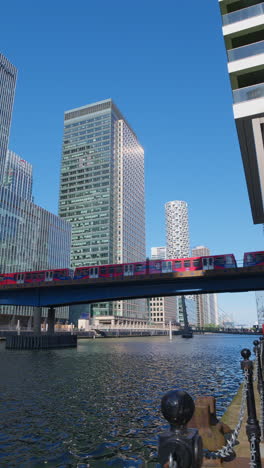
<box><xmin>0</xmin><ymin>250</ymin><xmax>263</xmax><ymax>286</ymax></box>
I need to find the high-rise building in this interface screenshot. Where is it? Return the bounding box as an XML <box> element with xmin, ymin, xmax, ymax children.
<box><xmin>165</xmin><ymin>200</ymin><xmax>197</xmax><ymax>325</ymax></box>
<box><xmin>59</xmin><ymin>98</ymin><xmax>146</xmax><ymax>322</ymax></box>
<box><xmin>149</xmin><ymin>246</ymin><xmax>177</xmax><ymax>324</ymax></box>
<box><xmin>0</xmin><ymin>54</ymin><xmax>17</xmax><ymax>183</ymax></box>
<box><xmin>191</xmin><ymin>245</ymin><xmax>219</xmax><ymax>326</ymax></box>
<box><xmin>165</xmin><ymin>201</ymin><xmax>190</xmax><ymax>258</ymax></box>
<box><xmin>218</xmin><ymin>1</ymin><xmax>264</xmax><ymax>224</ymax></box>
<box><xmin>3</xmin><ymin>150</ymin><xmax>33</xmax><ymax>200</ymax></box>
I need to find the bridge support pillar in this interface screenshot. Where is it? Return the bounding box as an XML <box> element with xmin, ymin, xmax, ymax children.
<box><xmin>47</xmin><ymin>307</ymin><xmax>55</xmax><ymax>334</ymax></box>
<box><xmin>33</xmin><ymin>307</ymin><xmax>42</xmax><ymax>334</ymax></box>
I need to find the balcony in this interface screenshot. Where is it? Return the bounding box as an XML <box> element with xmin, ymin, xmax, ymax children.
<box><xmin>223</xmin><ymin>3</ymin><xmax>264</xmax><ymax>25</ymax></box>
<box><xmin>233</xmin><ymin>82</ymin><xmax>264</xmax><ymax>103</ymax></box>
<box><xmin>228</xmin><ymin>39</ymin><xmax>264</xmax><ymax>61</ymax></box>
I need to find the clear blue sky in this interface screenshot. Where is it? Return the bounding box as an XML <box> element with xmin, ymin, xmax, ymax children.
<box><xmin>1</xmin><ymin>0</ymin><xmax>263</xmax><ymax>325</ymax></box>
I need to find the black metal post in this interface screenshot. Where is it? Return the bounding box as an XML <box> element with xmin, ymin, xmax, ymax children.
<box><xmin>254</xmin><ymin>340</ymin><xmax>264</xmax><ymax>442</ymax></box>
<box><xmin>158</xmin><ymin>389</ymin><xmax>203</xmax><ymax>468</ymax></box>
<box><xmin>241</xmin><ymin>348</ymin><xmax>262</xmax><ymax>468</ymax></box>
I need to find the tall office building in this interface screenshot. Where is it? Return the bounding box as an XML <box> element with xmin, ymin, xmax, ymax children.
<box><xmin>192</xmin><ymin>245</ymin><xmax>219</xmax><ymax>326</ymax></box>
<box><xmin>149</xmin><ymin>247</ymin><xmax>177</xmax><ymax>324</ymax></box>
<box><xmin>0</xmin><ymin>54</ymin><xmax>17</xmax><ymax>183</ymax></box>
<box><xmin>59</xmin><ymin>99</ymin><xmax>146</xmax><ymax>321</ymax></box>
<box><xmin>165</xmin><ymin>200</ymin><xmax>197</xmax><ymax>325</ymax></box>
<box><xmin>3</xmin><ymin>150</ymin><xmax>33</xmax><ymax>201</ymax></box>
<box><xmin>218</xmin><ymin>1</ymin><xmax>264</xmax><ymax>224</ymax></box>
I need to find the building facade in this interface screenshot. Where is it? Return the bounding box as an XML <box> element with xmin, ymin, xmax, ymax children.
<box><xmin>59</xmin><ymin>99</ymin><xmax>147</xmax><ymax>322</ymax></box>
<box><xmin>0</xmin><ymin>54</ymin><xmax>17</xmax><ymax>183</ymax></box>
<box><xmin>3</xmin><ymin>150</ymin><xmax>33</xmax><ymax>201</ymax></box>
<box><xmin>192</xmin><ymin>245</ymin><xmax>219</xmax><ymax>326</ymax></box>
<box><xmin>218</xmin><ymin>0</ymin><xmax>264</xmax><ymax>223</ymax></box>
<box><xmin>149</xmin><ymin>246</ymin><xmax>177</xmax><ymax>324</ymax></box>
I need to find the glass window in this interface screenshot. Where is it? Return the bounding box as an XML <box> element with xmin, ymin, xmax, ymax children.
<box><xmin>214</xmin><ymin>257</ymin><xmax>225</xmax><ymax>266</ymax></box>
<box><xmin>174</xmin><ymin>261</ymin><xmax>182</xmax><ymax>269</ymax></box>
<box><xmin>135</xmin><ymin>264</ymin><xmax>144</xmax><ymax>272</ymax></box>
<box><xmin>184</xmin><ymin>260</ymin><xmax>190</xmax><ymax>267</ymax></box>
<box><xmin>193</xmin><ymin>259</ymin><xmax>200</xmax><ymax>267</ymax></box>
<box><xmin>100</xmin><ymin>267</ymin><xmax>106</xmax><ymax>274</ymax></box>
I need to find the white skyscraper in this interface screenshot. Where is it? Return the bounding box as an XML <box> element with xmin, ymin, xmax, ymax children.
<box><xmin>165</xmin><ymin>200</ymin><xmax>197</xmax><ymax>325</ymax></box>
<box><xmin>192</xmin><ymin>245</ymin><xmax>219</xmax><ymax>326</ymax></box>
<box><xmin>165</xmin><ymin>201</ymin><xmax>190</xmax><ymax>258</ymax></box>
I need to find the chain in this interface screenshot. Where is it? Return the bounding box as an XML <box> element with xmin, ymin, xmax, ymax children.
<box><xmin>204</xmin><ymin>368</ymin><xmax>249</xmax><ymax>459</ymax></box>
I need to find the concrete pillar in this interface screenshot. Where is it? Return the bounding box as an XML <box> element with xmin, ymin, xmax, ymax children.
<box><xmin>47</xmin><ymin>307</ymin><xmax>55</xmax><ymax>334</ymax></box>
<box><xmin>33</xmin><ymin>307</ymin><xmax>42</xmax><ymax>334</ymax></box>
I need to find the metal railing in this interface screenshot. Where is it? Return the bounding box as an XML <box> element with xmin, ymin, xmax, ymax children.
<box><xmin>228</xmin><ymin>40</ymin><xmax>264</xmax><ymax>62</ymax></box>
<box><xmin>223</xmin><ymin>3</ymin><xmax>264</xmax><ymax>26</ymax></box>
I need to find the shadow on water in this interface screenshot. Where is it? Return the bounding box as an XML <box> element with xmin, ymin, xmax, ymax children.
<box><xmin>0</xmin><ymin>334</ymin><xmax>258</xmax><ymax>467</ymax></box>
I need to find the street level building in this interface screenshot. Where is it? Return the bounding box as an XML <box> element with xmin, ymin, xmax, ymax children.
<box><xmin>59</xmin><ymin>99</ymin><xmax>147</xmax><ymax>323</ymax></box>
<box><xmin>191</xmin><ymin>245</ymin><xmax>219</xmax><ymax>327</ymax></box>
<box><xmin>0</xmin><ymin>54</ymin><xmax>17</xmax><ymax>183</ymax></box>
<box><xmin>218</xmin><ymin>0</ymin><xmax>264</xmax><ymax>223</ymax></box>
<box><xmin>149</xmin><ymin>247</ymin><xmax>177</xmax><ymax>324</ymax></box>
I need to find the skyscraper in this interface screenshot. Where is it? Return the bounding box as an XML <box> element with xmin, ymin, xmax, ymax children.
<box><xmin>59</xmin><ymin>99</ymin><xmax>146</xmax><ymax>321</ymax></box>
<box><xmin>165</xmin><ymin>201</ymin><xmax>190</xmax><ymax>258</ymax></box>
<box><xmin>218</xmin><ymin>1</ymin><xmax>264</xmax><ymax>223</ymax></box>
<box><xmin>165</xmin><ymin>200</ymin><xmax>197</xmax><ymax>325</ymax></box>
<box><xmin>0</xmin><ymin>54</ymin><xmax>17</xmax><ymax>183</ymax></box>
<box><xmin>191</xmin><ymin>245</ymin><xmax>219</xmax><ymax>326</ymax></box>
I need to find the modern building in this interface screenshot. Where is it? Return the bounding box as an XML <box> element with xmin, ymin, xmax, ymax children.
<box><xmin>0</xmin><ymin>52</ymin><xmax>72</xmax><ymax>325</ymax></box>
<box><xmin>0</xmin><ymin>54</ymin><xmax>17</xmax><ymax>183</ymax></box>
<box><xmin>3</xmin><ymin>150</ymin><xmax>33</xmax><ymax>201</ymax></box>
<box><xmin>191</xmin><ymin>246</ymin><xmax>219</xmax><ymax>326</ymax></box>
<box><xmin>218</xmin><ymin>0</ymin><xmax>264</xmax><ymax>223</ymax></box>
<box><xmin>59</xmin><ymin>98</ymin><xmax>147</xmax><ymax>323</ymax></box>
<box><xmin>165</xmin><ymin>200</ymin><xmax>197</xmax><ymax>325</ymax></box>
<box><xmin>255</xmin><ymin>291</ymin><xmax>264</xmax><ymax>327</ymax></box>
<box><xmin>165</xmin><ymin>201</ymin><xmax>190</xmax><ymax>258</ymax></box>
<box><xmin>149</xmin><ymin>246</ymin><xmax>177</xmax><ymax>324</ymax></box>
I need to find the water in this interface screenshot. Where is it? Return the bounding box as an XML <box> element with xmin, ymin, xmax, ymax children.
<box><xmin>0</xmin><ymin>334</ymin><xmax>259</xmax><ymax>467</ymax></box>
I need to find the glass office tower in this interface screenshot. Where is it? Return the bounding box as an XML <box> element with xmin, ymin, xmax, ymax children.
<box><xmin>0</xmin><ymin>54</ymin><xmax>17</xmax><ymax>183</ymax></box>
<box><xmin>59</xmin><ymin>99</ymin><xmax>146</xmax><ymax>321</ymax></box>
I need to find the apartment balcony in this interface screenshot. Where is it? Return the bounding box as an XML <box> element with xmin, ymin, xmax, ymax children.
<box><xmin>233</xmin><ymin>81</ymin><xmax>264</xmax><ymax>103</ymax></box>
<box><xmin>228</xmin><ymin>39</ymin><xmax>264</xmax><ymax>61</ymax></box>
<box><xmin>223</xmin><ymin>3</ymin><xmax>264</xmax><ymax>25</ymax></box>
<box><xmin>222</xmin><ymin>3</ymin><xmax>264</xmax><ymax>35</ymax></box>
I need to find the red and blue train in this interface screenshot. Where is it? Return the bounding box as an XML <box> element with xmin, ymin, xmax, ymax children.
<box><xmin>0</xmin><ymin>250</ymin><xmax>263</xmax><ymax>286</ymax></box>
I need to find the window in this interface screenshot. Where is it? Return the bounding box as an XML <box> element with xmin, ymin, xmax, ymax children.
<box><xmin>193</xmin><ymin>259</ymin><xmax>201</xmax><ymax>267</ymax></box>
<box><xmin>184</xmin><ymin>260</ymin><xmax>190</xmax><ymax>268</ymax></box>
<box><xmin>174</xmin><ymin>261</ymin><xmax>181</xmax><ymax>269</ymax></box>
<box><xmin>214</xmin><ymin>257</ymin><xmax>225</xmax><ymax>267</ymax></box>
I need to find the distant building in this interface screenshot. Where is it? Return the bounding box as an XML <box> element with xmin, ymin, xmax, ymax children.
<box><xmin>0</xmin><ymin>54</ymin><xmax>17</xmax><ymax>183</ymax></box>
<box><xmin>218</xmin><ymin>1</ymin><xmax>264</xmax><ymax>223</ymax></box>
<box><xmin>149</xmin><ymin>246</ymin><xmax>177</xmax><ymax>324</ymax></box>
<box><xmin>191</xmin><ymin>246</ymin><xmax>219</xmax><ymax>326</ymax></box>
<box><xmin>256</xmin><ymin>292</ymin><xmax>264</xmax><ymax>328</ymax></box>
<box><xmin>59</xmin><ymin>99</ymin><xmax>147</xmax><ymax>323</ymax></box>
<box><xmin>165</xmin><ymin>200</ymin><xmax>197</xmax><ymax>325</ymax></box>
<box><xmin>3</xmin><ymin>150</ymin><xmax>33</xmax><ymax>201</ymax></box>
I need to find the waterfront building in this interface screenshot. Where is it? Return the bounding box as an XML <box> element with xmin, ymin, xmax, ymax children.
<box><xmin>191</xmin><ymin>245</ymin><xmax>219</xmax><ymax>326</ymax></box>
<box><xmin>59</xmin><ymin>98</ymin><xmax>147</xmax><ymax>323</ymax></box>
<box><xmin>218</xmin><ymin>0</ymin><xmax>264</xmax><ymax>224</ymax></box>
<box><xmin>0</xmin><ymin>54</ymin><xmax>17</xmax><ymax>183</ymax></box>
<box><xmin>165</xmin><ymin>200</ymin><xmax>197</xmax><ymax>325</ymax></box>
<box><xmin>0</xmin><ymin>184</ymin><xmax>71</xmax><ymax>323</ymax></box>
<box><xmin>149</xmin><ymin>246</ymin><xmax>177</xmax><ymax>324</ymax></box>
<box><xmin>256</xmin><ymin>292</ymin><xmax>264</xmax><ymax>327</ymax></box>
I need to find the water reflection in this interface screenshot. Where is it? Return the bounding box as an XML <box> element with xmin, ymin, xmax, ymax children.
<box><xmin>0</xmin><ymin>334</ymin><xmax>257</xmax><ymax>467</ymax></box>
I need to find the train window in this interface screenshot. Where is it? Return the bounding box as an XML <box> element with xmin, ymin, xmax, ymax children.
<box><xmin>255</xmin><ymin>254</ymin><xmax>264</xmax><ymax>264</ymax></box>
<box><xmin>135</xmin><ymin>264</ymin><xmax>144</xmax><ymax>272</ymax></box>
<box><xmin>100</xmin><ymin>267</ymin><xmax>107</xmax><ymax>274</ymax></box>
<box><xmin>153</xmin><ymin>262</ymin><xmax>161</xmax><ymax>270</ymax></box>
<box><xmin>225</xmin><ymin>256</ymin><xmax>234</xmax><ymax>264</ymax></box>
<box><xmin>26</xmin><ymin>273</ymin><xmax>31</xmax><ymax>279</ymax></box>
<box><xmin>214</xmin><ymin>257</ymin><xmax>225</xmax><ymax>266</ymax></box>
<box><xmin>246</xmin><ymin>254</ymin><xmax>254</xmax><ymax>264</ymax></box>
<box><xmin>109</xmin><ymin>267</ymin><xmax>114</xmax><ymax>274</ymax></box>
<box><xmin>184</xmin><ymin>260</ymin><xmax>190</xmax><ymax>267</ymax></box>
<box><xmin>116</xmin><ymin>266</ymin><xmax>123</xmax><ymax>273</ymax></box>
<box><xmin>174</xmin><ymin>261</ymin><xmax>182</xmax><ymax>269</ymax></box>
<box><xmin>193</xmin><ymin>259</ymin><xmax>200</xmax><ymax>267</ymax></box>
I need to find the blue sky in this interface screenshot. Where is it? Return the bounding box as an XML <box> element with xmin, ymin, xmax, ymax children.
<box><xmin>1</xmin><ymin>0</ymin><xmax>263</xmax><ymax>325</ymax></box>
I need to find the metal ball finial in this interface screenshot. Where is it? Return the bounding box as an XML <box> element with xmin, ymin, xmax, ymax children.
<box><xmin>241</xmin><ymin>348</ymin><xmax>251</xmax><ymax>359</ymax></box>
<box><xmin>161</xmin><ymin>389</ymin><xmax>195</xmax><ymax>427</ymax></box>
<box><xmin>253</xmin><ymin>340</ymin><xmax>259</xmax><ymax>347</ymax></box>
